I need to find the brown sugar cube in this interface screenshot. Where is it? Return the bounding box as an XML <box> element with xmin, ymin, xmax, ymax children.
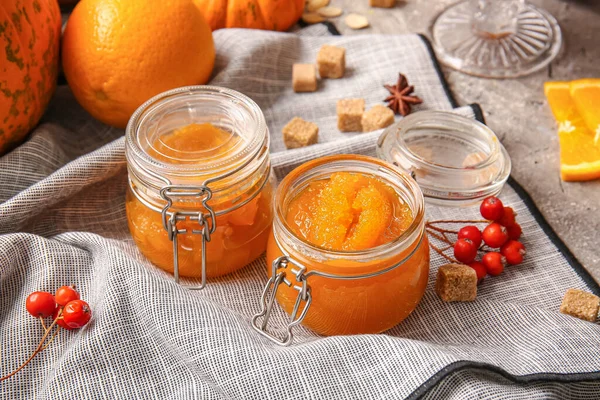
<box><xmin>362</xmin><ymin>105</ymin><xmax>395</xmax><ymax>132</ymax></box>
<box><xmin>337</xmin><ymin>98</ymin><xmax>365</xmax><ymax>132</ymax></box>
<box><xmin>282</xmin><ymin>117</ymin><xmax>319</xmax><ymax>149</ymax></box>
<box><xmin>435</xmin><ymin>264</ymin><xmax>477</xmax><ymax>302</ymax></box>
<box><xmin>317</xmin><ymin>45</ymin><xmax>346</xmax><ymax>79</ymax></box>
<box><xmin>292</xmin><ymin>64</ymin><xmax>317</xmax><ymax>93</ymax></box>
<box><xmin>560</xmin><ymin>288</ymin><xmax>600</xmax><ymax>322</ymax></box>
<box><xmin>370</xmin><ymin>0</ymin><xmax>396</xmax><ymax>7</ymax></box>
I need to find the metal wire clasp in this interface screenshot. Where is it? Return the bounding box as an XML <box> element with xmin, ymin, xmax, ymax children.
<box><xmin>251</xmin><ymin>256</ymin><xmax>312</xmax><ymax>346</ymax></box>
<box><xmin>160</xmin><ymin>185</ymin><xmax>216</xmax><ymax>290</ymax></box>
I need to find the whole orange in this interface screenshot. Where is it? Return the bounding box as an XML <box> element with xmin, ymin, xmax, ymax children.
<box><xmin>61</xmin><ymin>0</ymin><xmax>215</xmax><ymax>128</ymax></box>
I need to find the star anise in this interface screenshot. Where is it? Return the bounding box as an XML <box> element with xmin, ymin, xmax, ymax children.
<box><xmin>384</xmin><ymin>73</ymin><xmax>423</xmax><ymax>116</ymax></box>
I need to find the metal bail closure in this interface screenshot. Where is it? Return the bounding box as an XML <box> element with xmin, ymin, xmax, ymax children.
<box><xmin>252</xmin><ymin>256</ymin><xmax>312</xmax><ymax>346</ymax></box>
<box><xmin>160</xmin><ymin>185</ymin><xmax>217</xmax><ymax>290</ymax></box>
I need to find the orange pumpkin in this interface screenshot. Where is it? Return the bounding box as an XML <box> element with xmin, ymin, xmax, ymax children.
<box><xmin>196</xmin><ymin>0</ymin><xmax>305</xmax><ymax>31</ymax></box>
<box><xmin>0</xmin><ymin>0</ymin><xmax>62</xmax><ymax>155</ymax></box>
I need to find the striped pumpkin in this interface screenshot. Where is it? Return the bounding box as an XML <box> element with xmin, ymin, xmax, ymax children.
<box><xmin>0</xmin><ymin>0</ymin><xmax>61</xmax><ymax>155</ymax></box>
<box><xmin>196</xmin><ymin>0</ymin><xmax>305</xmax><ymax>31</ymax></box>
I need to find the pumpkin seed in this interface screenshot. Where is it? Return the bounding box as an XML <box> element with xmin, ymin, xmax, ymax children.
<box><xmin>317</xmin><ymin>6</ymin><xmax>343</xmax><ymax>18</ymax></box>
<box><xmin>345</xmin><ymin>13</ymin><xmax>369</xmax><ymax>30</ymax></box>
<box><xmin>302</xmin><ymin>12</ymin><xmax>325</xmax><ymax>24</ymax></box>
<box><xmin>306</xmin><ymin>0</ymin><xmax>329</xmax><ymax>12</ymax></box>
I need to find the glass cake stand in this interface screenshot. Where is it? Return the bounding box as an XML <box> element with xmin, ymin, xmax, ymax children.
<box><xmin>431</xmin><ymin>0</ymin><xmax>562</xmax><ymax>78</ymax></box>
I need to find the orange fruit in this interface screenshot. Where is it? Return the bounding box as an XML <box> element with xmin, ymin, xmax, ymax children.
<box><xmin>61</xmin><ymin>0</ymin><xmax>215</xmax><ymax>128</ymax></box>
<box><xmin>544</xmin><ymin>81</ymin><xmax>600</xmax><ymax>181</ymax></box>
<box><xmin>569</xmin><ymin>79</ymin><xmax>600</xmax><ymax>145</ymax></box>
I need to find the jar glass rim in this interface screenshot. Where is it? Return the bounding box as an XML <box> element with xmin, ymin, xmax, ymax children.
<box><xmin>125</xmin><ymin>85</ymin><xmax>268</xmax><ymax>181</ymax></box>
<box><xmin>377</xmin><ymin>110</ymin><xmax>511</xmax><ymax>206</ymax></box>
<box><xmin>395</xmin><ymin>111</ymin><xmax>501</xmax><ymax>172</ymax></box>
<box><xmin>274</xmin><ymin>154</ymin><xmax>425</xmax><ymax>261</ymax></box>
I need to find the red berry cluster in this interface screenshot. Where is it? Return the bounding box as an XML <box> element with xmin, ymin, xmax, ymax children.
<box><xmin>1</xmin><ymin>286</ymin><xmax>92</xmax><ymax>382</ymax></box>
<box><xmin>26</xmin><ymin>286</ymin><xmax>92</xmax><ymax>329</ymax></box>
<box><xmin>426</xmin><ymin>196</ymin><xmax>526</xmax><ymax>283</ymax></box>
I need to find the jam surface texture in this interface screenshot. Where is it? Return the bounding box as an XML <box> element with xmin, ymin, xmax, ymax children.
<box><xmin>286</xmin><ymin>172</ymin><xmax>413</xmax><ymax>251</ymax></box>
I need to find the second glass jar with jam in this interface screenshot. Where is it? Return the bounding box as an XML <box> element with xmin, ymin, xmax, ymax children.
<box><xmin>253</xmin><ymin>155</ymin><xmax>430</xmax><ymax>343</ymax></box>
<box><xmin>125</xmin><ymin>86</ymin><xmax>274</xmax><ymax>281</ymax></box>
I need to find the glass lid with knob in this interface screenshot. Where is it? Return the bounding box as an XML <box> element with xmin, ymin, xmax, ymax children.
<box><xmin>431</xmin><ymin>0</ymin><xmax>562</xmax><ymax>79</ymax></box>
<box><xmin>376</xmin><ymin>110</ymin><xmax>511</xmax><ymax>207</ymax></box>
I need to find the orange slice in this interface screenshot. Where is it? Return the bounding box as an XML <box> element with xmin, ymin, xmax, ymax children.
<box><xmin>569</xmin><ymin>79</ymin><xmax>600</xmax><ymax>145</ymax></box>
<box><xmin>544</xmin><ymin>81</ymin><xmax>600</xmax><ymax>181</ymax></box>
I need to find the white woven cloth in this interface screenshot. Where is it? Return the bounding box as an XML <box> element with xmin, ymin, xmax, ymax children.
<box><xmin>1</xmin><ymin>27</ymin><xmax>600</xmax><ymax>399</ymax></box>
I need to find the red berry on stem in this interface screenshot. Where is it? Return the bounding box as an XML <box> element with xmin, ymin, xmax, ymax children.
<box><xmin>497</xmin><ymin>207</ymin><xmax>516</xmax><ymax>227</ymax></box>
<box><xmin>26</xmin><ymin>292</ymin><xmax>56</xmax><ymax>318</ymax></box>
<box><xmin>482</xmin><ymin>222</ymin><xmax>509</xmax><ymax>248</ymax></box>
<box><xmin>480</xmin><ymin>196</ymin><xmax>504</xmax><ymax>221</ymax></box>
<box><xmin>62</xmin><ymin>300</ymin><xmax>92</xmax><ymax>329</ymax></box>
<box><xmin>482</xmin><ymin>252</ymin><xmax>506</xmax><ymax>276</ymax></box>
<box><xmin>458</xmin><ymin>225</ymin><xmax>482</xmax><ymax>248</ymax></box>
<box><xmin>52</xmin><ymin>307</ymin><xmax>74</xmax><ymax>330</ymax></box>
<box><xmin>469</xmin><ymin>261</ymin><xmax>487</xmax><ymax>281</ymax></box>
<box><xmin>454</xmin><ymin>238</ymin><xmax>478</xmax><ymax>264</ymax></box>
<box><xmin>507</xmin><ymin>223</ymin><xmax>522</xmax><ymax>240</ymax></box>
<box><xmin>55</xmin><ymin>285</ymin><xmax>80</xmax><ymax>306</ymax></box>
<box><xmin>501</xmin><ymin>240</ymin><xmax>526</xmax><ymax>265</ymax></box>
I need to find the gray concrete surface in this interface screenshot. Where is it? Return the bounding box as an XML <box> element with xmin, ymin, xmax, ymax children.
<box><xmin>330</xmin><ymin>0</ymin><xmax>600</xmax><ymax>281</ymax></box>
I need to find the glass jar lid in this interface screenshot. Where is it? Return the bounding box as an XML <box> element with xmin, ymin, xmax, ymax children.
<box><xmin>376</xmin><ymin>111</ymin><xmax>511</xmax><ymax>206</ymax></box>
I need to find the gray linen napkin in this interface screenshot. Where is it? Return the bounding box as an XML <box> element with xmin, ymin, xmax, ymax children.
<box><xmin>1</xmin><ymin>27</ymin><xmax>599</xmax><ymax>399</ymax></box>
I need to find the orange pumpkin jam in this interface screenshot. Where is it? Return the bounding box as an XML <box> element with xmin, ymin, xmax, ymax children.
<box><xmin>267</xmin><ymin>165</ymin><xmax>429</xmax><ymax>336</ymax></box>
<box><xmin>286</xmin><ymin>172</ymin><xmax>413</xmax><ymax>251</ymax></box>
<box><xmin>126</xmin><ymin>123</ymin><xmax>273</xmax><ymax>278</ymax></box>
